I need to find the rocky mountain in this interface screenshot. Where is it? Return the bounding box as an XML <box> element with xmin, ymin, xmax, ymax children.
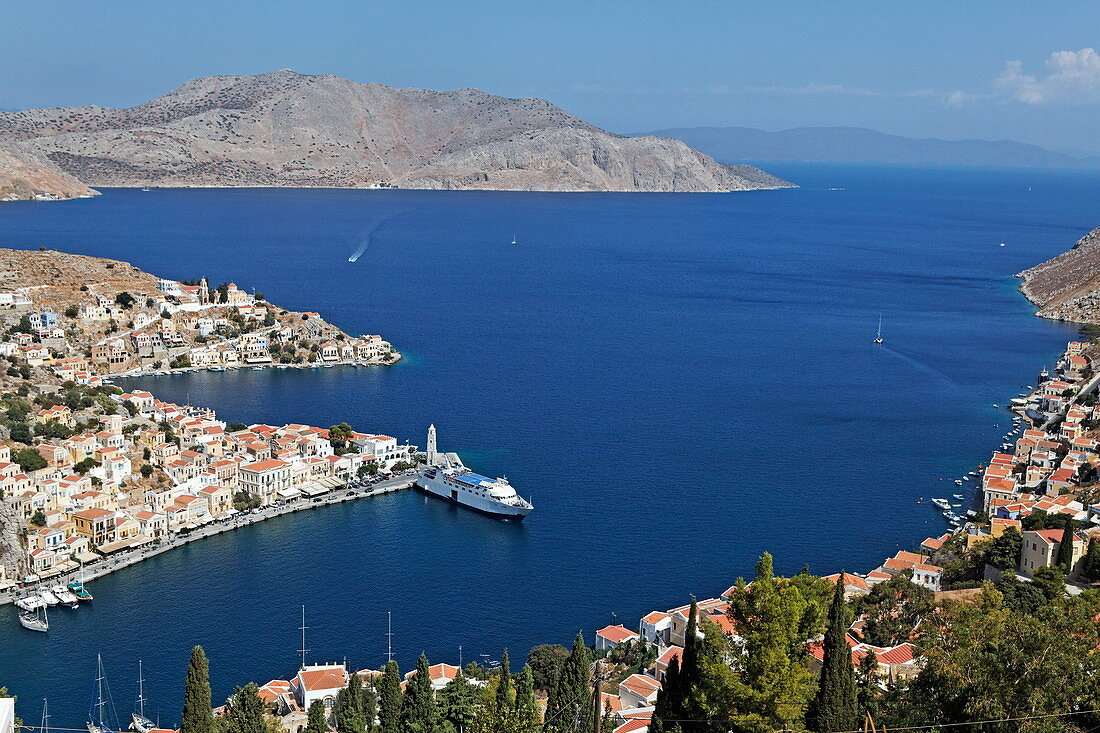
<box><xmin>1018</xmin><ymin>227</ymin><xmax>1100</xmax><ymax>322</ymax></box>
<box><xmin>0</xmin><ymin>70</ymin><xmax>791</xmax><ymax>192</ymax></box>
<box><xmin>0</xmin><ymin>140</ymin><xmax>98</xmax><ymax>201</ymax></box>
<box><xmin>636</xmin><ymin>126</ymin><xmax>1100</xmax><ymax>169</ymax></box>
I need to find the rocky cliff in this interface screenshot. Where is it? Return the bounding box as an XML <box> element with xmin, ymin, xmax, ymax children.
<box><xmin>1018</xmin><ymin>227</ymin><xmax>1100</xmax><ymax>322</ymax></box>
<box><xmin>0</xmin><ymin>70</ymin><xmax>792</xmax><ymax>193</ymax></box>
<box><xmin>0</xmin><ymin>140</ymin><xmax>98</xmax><ymax>201</ymax></box>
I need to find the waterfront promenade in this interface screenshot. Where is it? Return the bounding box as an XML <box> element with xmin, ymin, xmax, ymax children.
<box><xmin>0</xmin><ymin>474</ymin><xmax>417</xmax><ymax>606</ymax></box>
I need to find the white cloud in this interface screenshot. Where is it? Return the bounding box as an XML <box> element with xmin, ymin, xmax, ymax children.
<box><xmin>995</xmin><ymin>48</ymin><xmax>1100</xmax><ymax>104</ymax></box>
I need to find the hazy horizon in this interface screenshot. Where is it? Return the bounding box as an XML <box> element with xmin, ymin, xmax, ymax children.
<box><xmin>2</xmin><ymin>2</ymin><xmax>1099</xmax><ymax>152</ymax></box>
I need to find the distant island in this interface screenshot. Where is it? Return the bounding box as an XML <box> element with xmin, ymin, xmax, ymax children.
<box><xmin>0</xmin><ymin>70</ymin><xmax>792</xmax><ymax>198</ymax></box>
<box><xmin>635</xmin><ymin>125</ymin><xmax>1100</xmax><ymax>169</ymax></box>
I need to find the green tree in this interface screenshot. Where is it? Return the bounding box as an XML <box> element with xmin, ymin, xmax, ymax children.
<box><xmin>8</xmin><ymin>422</ymin><xmax>31</xmax><ymax>444</ymax></box>
<box><xmin>1056</xmin><ymin>521</ymin><xmax>1076</xmax><ymax>571</ymax></box>
<box><xmin>856</xmin><ymin>574</ymin><xmax>932</xmax><ymax>647</ymax></box>
<box><xmin>115</xmin><ymin>292</ymin><xmax>135</xmax><ymax>309</ymax></box>
<box><xmin>12</xmin><ymin>448</ymin><xmax>47</xmax><ymax>472</ymax></box>
<box><xmin>141</xmin><ymin>464</ymin><xmax>154</xmax><ymax>478</ymax></box>
<box><xmin>526</xmin><ymin>644</ymin><xmax>570</xmax><ymax>692</ymax></box>
<box><xmin>360</xmin><ymin>681</ymin><xmax>377</xmax><ymax>733</ymax></box>
<box><xmin>513</xmin><ymin>665</ymin><xmax>539</xmax><ymax>726</ymax></box>
<box><xmin>378</xmin><ymin>661</ymin><xmax>402</xmax><ymax>733</ymax></box>
<box><xmin>225</xmin><ymin>683</ymin><xmax>266</xmax><ymax>733</ymax></box>
<box><xmin>723</xmin><ymin>553</ymin><xmax>821</xmax><ymax>732</ymax></box>
<box><xmin>973</xmin><ymin>528</ymin><xmax>1022</xmax><ymax>570</ymax></box>
<box><xmin>1083</xmin><ymin>538</ymin><xmax>1100</xmax><ymax>582</ymax></box>
<box><xmin>854</xmin><ymin>650</ymin><xmax>880</xmax><ymax>720</ymax></box>
<box><xmin>496</xmin><ymin>649</ymin><xmax>513</xmax><ymax>714</ymax></box>
<box><xmin>305</xmin><ymin>700</ymin><xmax>328</xmax><ymax>733</ymax></box>
<box><xmin>181</xmin><ymin>646</ymin><xmax>213</xmax><ymax>733</ymax></box>
<box><xmin>1031</xmin><ymin>565</ymin><xmax>1067</xmax><ymax>600</ymax></box>
<box><xmin>544</xmin><ymin>632</ymin><xmax>592</xmax><ymax>733</ymax></box>
<box><xmin>29</xmin><ymin>509</ymin><xmax>46</xmax><ymax>527</ymax></box>
<box><xmin>334</xmin><ymin>673</ymin><xmax>366</xmax><ymax>733</ymax></box>
<box><xmin>905</xmin><ymin>587</ymin><xmax>1100</xmax><ymax>731</ymax></box>
<box><xmin>401</xmin><ymin>653</ymin><xmax>440</xmax><ymax>733</ymax></box>
<box><xmin>438</xmin><ymin>669</ymin><xmax>480</xmax><ymax>732</ymax></box>
<box><xmin>807</xmin><ymin>578</ymin><xmax>858</xmax><ymax>732</ymax></box>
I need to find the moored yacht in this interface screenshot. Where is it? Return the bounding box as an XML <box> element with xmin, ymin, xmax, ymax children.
<box><xmin>416</xmin><ymin>425</ymin><xmax>533</xmax><ymax>519</ymax></box>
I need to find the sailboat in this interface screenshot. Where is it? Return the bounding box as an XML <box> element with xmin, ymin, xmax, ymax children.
<box><xmin>511</xmin><ymin>233</ymin><xmax>517</xmax><ymax>246</ymax></box>
<box><xmin>874</xmin><ymin>314</ymin><xmax>884</xmax><ymax>344</ymax></box>
<box><xmin>88</xmin><ymin>654</ymin><xmax>118</xmax><ymax>733</ymax></box>
<box><xmin>130</xmin><ymin>661</ymin><xmax>155</xmax><ymax>733</ymax></box>
<box><xmin>40</xmin><ymin>698</ymin><xmax>51</xmax><ymax>733</ymax></box>
<box><xmin>18</xmin><ymin>601</ymin><xmax>48</xmax><ymax>632</ymax></box>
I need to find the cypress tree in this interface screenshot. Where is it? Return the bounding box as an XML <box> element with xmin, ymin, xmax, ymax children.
<box><xmin>305</xmin><ymin>700</ymin><xmax>328</xmax><ymax>733</ymax></box>
<box><xmin>650</xmin><ymin>656</ymin><xmax>680</xmax><ymax>733</ymax></box>
<box><xmin>1057</xmin><ymin>521</ymin><xmax>1076</xmax><ymax>572</ymax></box>
<box><xmin>400</xmin><ymin>653</ymin><xmax>440</xmax><ymax>732</ymax></box>
<box><xmin>513</xmin><ymin>664</ymin><xmax>540</xmax><ymax>725</ymax></box>
<box><xmin>334</xmin><ymin>673</ymin><xmax>366</xmax><ymax>733</ymax></box>
<box><xmin>378</xmin><ymin>661</ymin><xmax>402</xmax><ymax>733</ymax></box>
<box><xmin>1084</xmin><ymin>538</ymin><xmax>1100</xmax><ymax>581</ymax></box>
<box><xmin>495</xmin><ymin>649</ymin><xmax>513</xmax><ymax>714</ymax></box>
<box><xmin>545</xmin><ymin>633</ymin><xmax>593</xmax><ymax>733</ymax></box>
<box><xmin>181</xmin><ymin>646</ymin><xmax>212</xmax><ymax>733</ymax></box>
<box><xmin>438</xmin><ymin>669</ymin><xmax>479</xmax><ymax>732</ymax></box>
<box><xmin>359</xmin><ymin>681</ymin><xmax>377</xmax><ymax>733</ymax></box>
<box><xmin>807</xmin><ymin>576</ymin><xmax>859</xmax><ymax>733</ymax></box>
<box><xmin>226</xmin><ymin>683</ymin><xmax>266</xmax><ymax>733</ymax></box>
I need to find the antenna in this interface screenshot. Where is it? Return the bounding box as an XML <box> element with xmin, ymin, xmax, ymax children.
<box><xmin>298</xmin><ymin>605</ymin><xmax>309</xmax><ymax>669</ymax></box>
<box><xmin>386</xmin><ymin>611</ymin><xmax>393</xmax><ymax>664</ymax></box>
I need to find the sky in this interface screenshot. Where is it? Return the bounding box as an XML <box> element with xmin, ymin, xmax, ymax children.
<box><xmin>2</xmin><ymin>1</ymin><xmax>1099</xmax><ymax>153</ymax></box>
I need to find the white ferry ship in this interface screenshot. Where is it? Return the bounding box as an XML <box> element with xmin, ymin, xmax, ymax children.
<box><xmin>415</xmin><ymin>425</ymin><xmax>533</xmax><ymax>519</ymax></box>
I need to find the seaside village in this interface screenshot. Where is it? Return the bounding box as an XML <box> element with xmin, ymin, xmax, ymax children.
<box><xmin>0</xmin><ymin>269</ymin><xmax>410</xmax><ymax>597</ymax></box>
<box><xmin>3</xmin><ymin>256</ymin><xmax>1100</xmax><ymax>733</ymax></box>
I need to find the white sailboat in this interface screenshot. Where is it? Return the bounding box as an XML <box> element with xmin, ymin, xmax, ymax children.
<box><xmin>874</xmin><ymin>314</ymin><xmax>883</xmax><ymax>344</ymax></box>
<box><xmin>18</xmin><ymin>601</ymin><xmax>48</xmax><ymax>632</ymax></box>
<box><xmin>511</xmin><ymin>233</ymin><xmax>517</xmax><ymax>246</ymax></box>
<box><xmin>88</xmin><ymin>654</ymin><xmax>117</xmax><ymax>733</ymax></box>
<box><xmin>130</xmin><ymin>660</ymin><xmax>155</xmax><ymax>733</ymax></box>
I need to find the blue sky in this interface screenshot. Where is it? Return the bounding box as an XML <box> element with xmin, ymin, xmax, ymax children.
<box><xmin>3</xmin><ymin>1</ymin><xmax>1099</xmax><ymax>152</ymax></box>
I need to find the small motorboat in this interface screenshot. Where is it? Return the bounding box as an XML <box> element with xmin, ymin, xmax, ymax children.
<box><xmin>38</xmin><ymin>589</ymin><xmax>60</xmax><ymax>606</ymax></box>
<box><xmin>953</xmin><ymin>494</ymin><xmax>964</xmax><ymax>500</ymax></box>
<box><xmin>51</xmin><ymin>584</ymin><xmax>80</xmax><ymax>608</ymax></box>
<box><xmin>931</xmin><ymin>498</ymin><xmax>952</xmax><ymax>510</ymax></box>
<box><xmin>954</xmin><ymin>479</ymin><xmax>963</xmax><ymax>485</ymax></box>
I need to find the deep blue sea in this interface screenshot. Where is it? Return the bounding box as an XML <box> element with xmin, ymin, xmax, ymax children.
<box><xmin>0</xmin><ymin>164</ymin><xmax>1097</xmax><ymax>726</ymax></box>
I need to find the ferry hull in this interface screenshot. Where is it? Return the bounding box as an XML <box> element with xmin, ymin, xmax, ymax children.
<box><xmin>416</xmin><ymin>475</ymin><xmax>531</xmax><ymax>519</ymax></box>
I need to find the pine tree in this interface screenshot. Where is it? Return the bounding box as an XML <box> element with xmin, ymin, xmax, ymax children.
<box><xmin>378</xmin><ymin>661</ymin><xmax>402</xmax><ymax>733</ymax></box>
<box><xmin>496</xmin><ymin>650</ymin><xmax>513</xmax><ymax>714</ymax></box>
<box><xmin>513</xmin><ymin>665</ymin><xmax>540</xmax><ymax>725</ymax></box>
<box><xmin>545</xmin><ymin>633</ymin><xmax>593</xmax><ymax>733</ymax></box>
<box><xmin>1057</xmin><ymin>521</ymin><xmax>1076</xmax><ymax>572</ymax></box>
<box><xmin>181</xmin><ymin>646</ymin><xmax>213</xmax><ymax>733</ymax></box>
<box><xmin>226</xmin><ymin>683</ymin><xmax>266</xmax><ymax>733</ymax></box>
<box><xmin>305</xmin><ymin>700</ymin><xmax>328</xmax><ymax>733</ymax></box>
<box><xmin>401</xmin><ymin>654</ymin><xmax>440</xmax><ymax>733</ymax></box>
<box><xmin>807</xmin><ymin>577</ymin><xmax>859</xmax><ymax>732</ymax></box>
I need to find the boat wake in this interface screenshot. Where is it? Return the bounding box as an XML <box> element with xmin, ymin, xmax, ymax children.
<box><xmin>348</xmin><ymin>209</ymin><xmax>408</xmax><ymax>263</ymax></box>
<box><xmin>877</xmin><ymin>343</ymin><xmax>959</xmax><ymax>387</ymax></box>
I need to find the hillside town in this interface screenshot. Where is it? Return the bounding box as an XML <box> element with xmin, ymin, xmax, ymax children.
<box><xmin>0</xmin><ymin>250</ymin><xmax>408</xmax><ymax>593</ymax></box>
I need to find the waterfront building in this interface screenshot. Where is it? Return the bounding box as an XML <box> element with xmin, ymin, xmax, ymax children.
<box><xmin>290</xmin><ymin>664</ymin><xmax>348</xmax><ymax>713</ymax></box>
<box><xmin>596</xmin><ymin>624</ymin><xmax>640</xmax><ymax>650</ymax></box>
<box><xmin>240</xmin><ymin>459</ymin><xmax>294</xmax><ymax>503</ymax></box>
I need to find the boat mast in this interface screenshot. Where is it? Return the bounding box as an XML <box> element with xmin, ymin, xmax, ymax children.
<box><xmin>386</xmin><ymin>610</ymin><xmax>393</xmax><ymax>664</ymax></box>
<box><xmin>137</xmin><ymin>660</ymin><xmax>146</xmax><ymax>719</ymax></box>
<box><xmin>40</xmin><ymin>698</ymin><xmax>50</xmax><ymax>733</ymax></box>
<box><xmin>298</xmin><ymin>605</ymin><xmax>309</xmax><ymax>670</ymax></box>
<box><xmin>96</xmin><ymin>654</ymin><xmax>106</xmax><ymax>727</ymax></box>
